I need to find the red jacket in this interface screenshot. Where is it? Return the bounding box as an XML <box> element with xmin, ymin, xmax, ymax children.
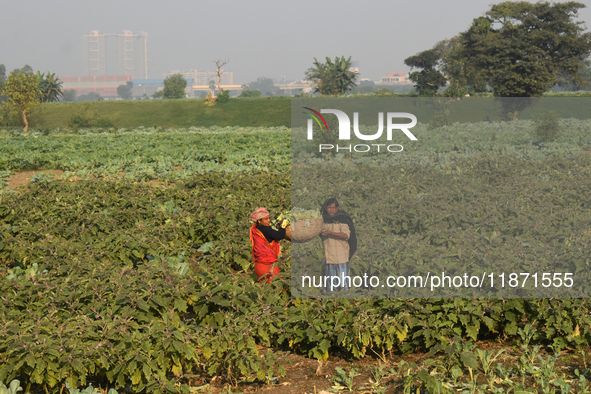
<box><xmin>250</xmin><ymin>225</ymin><xmax>280</xmax><ymax>265</ymax></box>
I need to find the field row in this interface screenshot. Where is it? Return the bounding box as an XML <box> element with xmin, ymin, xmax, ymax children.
<box><xmin>0</xmin><ymin>127</ymin><xmax>290</xmax><ymax>186</ymax></box>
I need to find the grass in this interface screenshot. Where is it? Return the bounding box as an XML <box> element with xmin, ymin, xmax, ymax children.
<box><xmin>24</xmin><ymin>97</ymin><xmax>291</xmax><ymax>129</ymax></box>
<box><xmin>5</xmin><ymin>92</ymin><xmax>591</xmax><ymax>131</ymax></box>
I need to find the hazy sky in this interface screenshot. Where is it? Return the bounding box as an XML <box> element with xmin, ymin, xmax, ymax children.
<box><xmin>2</xmin><ymin>0</ymin><xmax>591</xmax><ymax>84</ymax></box>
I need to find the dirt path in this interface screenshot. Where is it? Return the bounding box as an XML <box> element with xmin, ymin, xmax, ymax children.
<box><xmin>4</xmin><ymin>170</ymin><xmax>65</xmax><ymax>190</ymax></box>
<box><xmin>3</xmin><ymin>170</ymin><xmax>174</xmax><ymax>190</ymax></box>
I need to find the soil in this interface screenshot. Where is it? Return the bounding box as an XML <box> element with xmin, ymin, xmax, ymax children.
<box><xmin>4</xmin><ymin>170</ymin><xmax>173</xmax><ymax>190</ymax></box>
<box><xmin>5</xmin><ymin>170</ymin><xmax>65</xmax><ymax>190</ymax></box>
<box><xmin>195</xmin><ymin>351</ymin><xmax>396</xmax><ymax>394</ymax></box>
<box><xmin>194</xmin><ymin>343</ymin><xmax>590</xmax><ymax>394</ymax></box>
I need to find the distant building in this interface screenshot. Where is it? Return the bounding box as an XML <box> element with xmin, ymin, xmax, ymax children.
<box><xmin>165</xmin><ymin>70</ymin><xmax>234</xmax><ymax>86</ymax></box>
<box><xmin>377</xmin><ymin>71</ymin><xmax>411</xmax><ymax>85</ymax></box>
<box><xmin>60</xmin><ymin>75</ymin><xmax>132</xmax><ymax>98</ymax></box>
<box><xmin>83</xmin><ymin>30</ymin><xmax>148</xmax><ymax>79</ymax></box>
<box><xmin>277</xmin><ymin>80</ymin><xmax>314</xmax><ymax>94</ymax></box>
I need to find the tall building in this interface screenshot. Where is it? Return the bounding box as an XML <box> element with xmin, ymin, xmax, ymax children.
<box><xmin>83</xmin><ymin>30</ymin><xmax>148</xmax><ymax>79</ymax></box>
<box><xmin>83</xmin><ymin>31</ymin><xmax>107</xmax><ymax>76</ymax></box>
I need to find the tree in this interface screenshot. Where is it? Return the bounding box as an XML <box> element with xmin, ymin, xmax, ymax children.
<box><xmin>448</xmin><ymin>1</ymin><xmax>591</xmax><ymax>97</ymax></box>
<box><xmin>0</xmin><ymin>71</ymin><xmax>41</xmax><ymax>133</ymax></box>
<box><xmin>353</xmin><ymin>80</ymin><xmax>376</xmax><ymax>94</ymax></box>
<box><xmin>36</xmin><ymin>72</ymin><xmax>63</xmax><ymax>102</ymax></box>
<box><xmin>61</xmin><ymin>89</ymin><xmax>76</xmax><ymax>102</ymax></box>
<box><xmin>12</xmin><ymin>64</ymin><xmax>33</xmax><ymax>75</ymax></box>
<box><xmin>214</xmin><ymin>59</ymin><xmax>229</xmax><ymax>98</ymax></box>
<box><xmin>305</xmin><ymin>56</ymin><xmax>358</xmax><ymax>95</ymax></box>
<box><xmin>117</xmin><ymin>81</ymin><xmax>133</xmax><ymax>100</ymax></box>
<box><xmin>162</xmin><ymin>74</ymin><xmax>187</xmax><ymax>99</ymax></box>
<box><xmin>76</xmin><ymin>92</ymin><xmax>102</xmax><ymax>102</ymax></box>
<box><xmin>0</xmin><ymin>64</ymin><xmax>6</xmax><ymax>86</ymax></box>
<box><xmin>555</xmin><ymin>58</ymin><xmax>591</xmax><ymax>90</ymax></box>
<box><xmin>244</xmin><ymin>77</ymin><xmax>279</xmax><ymax>97</ymax></box>
<box><xmin>0</xmin><ymin>64</ymin><xmax>6</xmax><ymax>103</ymax></box>
<box><xmin>439</xmin><ymin>36</ymin><xmax>489</xmax><ymax>96</ymax></box>
<box><xmin>404</xmin><ymin>48</ymin><xmax>447</xmax><ymax>96</ymax></box>
<box><xmin>238</xmin><ymin>89</ymin><xmax>262</xmax><ymax>98</ymax></box>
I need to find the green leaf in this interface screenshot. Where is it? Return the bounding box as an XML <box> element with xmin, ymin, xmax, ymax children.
<box><xmin>131</xmin><ymin>368</ymin><xmax>142</xmax><ymax>386</ymax></box>
<box><xmin>174</xmin><ymin>298</ymin><xmax>188</xmax><ymax>313</ymax></box>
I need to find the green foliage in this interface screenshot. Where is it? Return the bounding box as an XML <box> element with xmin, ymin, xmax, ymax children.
<box><xmin>0</xmin><ymin>379</ymin><xmax>24</xmax><ymax>394</ymax></box>
<box><xmin>0</xmin><ymin>64</ymin><xmax>6</xmax><ymax>87</ymax></box>
<box><xmin>448</xmin><ymin>1</ymin><xmax>591</xmax><ymax>97</ymax></box>
<box><xmin>533</xmin><ymin>111</ymin><xmax>560</xmax><ymax>143</ymax></box>
<box><xmin>238</xmin><ymin>89</ymin><xmax>261</xmax><ymax>98</ymax></box>
<box><xmin>162</xmin><ymin>74</ymin><xmax>187</xmax><ymax>99</ymax></box>
<box><xmin>329</xmin><ymin>367</ymin><xmax>358</xmax><ymax>392</ymax></box>
<box><xmin>36</xmin><ymin>72</ymin><xmax>63</xmax><ymax>103</ymax></box>
<box><xmin>0</xmin><ymin>71</ymin><xmax>41</xmax><ymax>132</ymax></box>
<box><xmin>75</xmin><ymin>92</ymin><xmax>101</xmax><ymax>102</ymax></box>
<box><xmin>116</xmin><ymin>81</ymin><xmax>133</xmax><ymax>100</ymax></box>
<box><xmin>555</xmin><ymin>60</ymin><xmax>591</xmax><ymax>91</ymax></box>
<box><xmin>427</xmin><ymin>108</ymin><xmax>451</xmax><ymax>129</ymax></box>
<box><xmin>29</xmin><ymin>172</ymin><xmax>54</xmax><ymax>185</ymax></box>
<box><xmin>373</xmin><ymin>88</ymin><xmax>394</xmax><ymax>96</ymax></box>
<box><xmin>2</xmin><ymin>123</ymin><xmax>591</xmax><ymax>392</ymax></box>
<box><xmin>0</xmin><ymin>168</ymin><xmax>291</xmax><ymax>391</ymax></box>
<box><xmin>60</xmin><ymin>90</ymin><xmax>76</xmax><ymax>102</ymax></box>
<box><xmin>305</xmin><ymin>56</ymin><xmax>358</xmax><ymax>95</ymax></box>
<box><xmin>0</xmin><ymin>126</ymin><xmax>290</xmax><ymax>175</ymax></box>
<box><xmin>68</xmin><ymin>383</ymin><xmax>118</xmax><ymax>394</ymax></box>
<box><xmin>352</xmin><ymin>80</ymin><xmax>376</xmax><ymax>95</ymax></box>
<box><xmin>69</xmin><ymin>114</ymin><xmax>114</xmax><ymax>131</ymax></box>
<box><xmin>33</xmin><ymin>98</ymin><xmax>290</xmax><ymax>129</ymax></box>
<box><xmin>216</xmin><ymin>89</ymin><xmax>230</xmax><ymax>104</ymax></box>
<box><xmin>404</xmin><ymin>48</ymin><xmax>447</xmax><ymax>96</ymax></box>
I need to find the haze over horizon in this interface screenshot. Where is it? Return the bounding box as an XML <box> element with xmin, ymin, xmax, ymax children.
<box><xmin>2</xmin><ymin>0</ymin><xmax>591</xmax><ymax>85</ymax></box>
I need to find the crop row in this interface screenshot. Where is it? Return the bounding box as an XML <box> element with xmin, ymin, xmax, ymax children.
<box><xmin>0</xmin><ymin>127</ymin><xmax>290</xmax><ymax>185</ymax></box>
<box><xmin>1</xmin><ymin>171</ymin><xmax>591</xmax><ymax>391</ymax></box>
<box><xmin>292</xmin><ymin>154</ymin><xmax>591</xmax><ymax>298</ymax></box>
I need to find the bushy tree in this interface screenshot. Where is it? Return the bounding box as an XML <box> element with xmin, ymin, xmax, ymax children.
<box><xmin>162</xmin><ymin>74</ymin><xmax>187</xmax><ymax>99</ymax></box>
<box><xmin>76</xmin><ymin>92</ymin><xmax>102</xmax><ymax>102</ymax></box>
<box><xmin>0</xmin><ymin>64</ymin><xmax>6</xmax><ymax>86</ymax></box>
<box><xmin>0</xmin><ymin>64</ymin><xmax>6</xmax><ymax>103</ymax></box>
<box><xmin>404</xmin><ymin>48</ymin><xmax>447</xmax><ymax>96</ymax></box>
<box><xmin>448</xmin><ymin>1</ymin><xmax>591</xmax><ymax>97</ymax></box>
<box><xmin>12</xmin><ymin>64</ymin><xmax>33</xmax><ymax>75</ymax></box>
<box><xmin>555</xmin><ymin>59</ymin><xmax>591</xmax><ymax>90</ymax></box>
<box><xmin>352</xmin><ymin>80</ymin><xmax>376</xmax><ymax>94</ymax></box>
<box><xmin>61</xmin><ymin>89</ymin><xmax>76</xmax><ymax>102</ymax></box>
<box><xmin>36</xmin><ymin>72</ymin><xmax>63</xmax><ymax>102</ymax></box>
<box><xmin>305</xmin><ymin>56</ymin><xmax>358</xmax><ymax>95</ymax></box>
<box><xmin>408</xmin><ymin>1</ymin><xmax>591</xmax><ymax>101</ymax></box>
<box><xmin>238</xmin><ymin>89</ymin><xmax>262</xmax><ymax>98</ymax></box>
<box><xmin>117</xmin><ymin>81</ymin><xmax>133</xmax><ymax>100</ymax></box>
<box><xmin>0</xmin><ymin>71</ymin><xmax>41</xmax><ymax>133</ymax></box>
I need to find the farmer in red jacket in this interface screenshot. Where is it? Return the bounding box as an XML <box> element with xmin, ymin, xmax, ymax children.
<box><xmin>249</xmin><ymin>207</ymin><xmax>287</xmax><ymax>283</ymax></box>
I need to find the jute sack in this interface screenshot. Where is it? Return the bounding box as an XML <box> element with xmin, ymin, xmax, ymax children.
<box><xmin>290</xmin><ymin>218</ymin><xmax>324</xmax><ymax>243</ymax></box>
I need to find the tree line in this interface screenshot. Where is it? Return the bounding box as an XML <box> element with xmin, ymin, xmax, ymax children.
<box><xmin>404</xmin><ymin>1</ymin><xmax>591</xmax><ymax>97</ymax></box>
